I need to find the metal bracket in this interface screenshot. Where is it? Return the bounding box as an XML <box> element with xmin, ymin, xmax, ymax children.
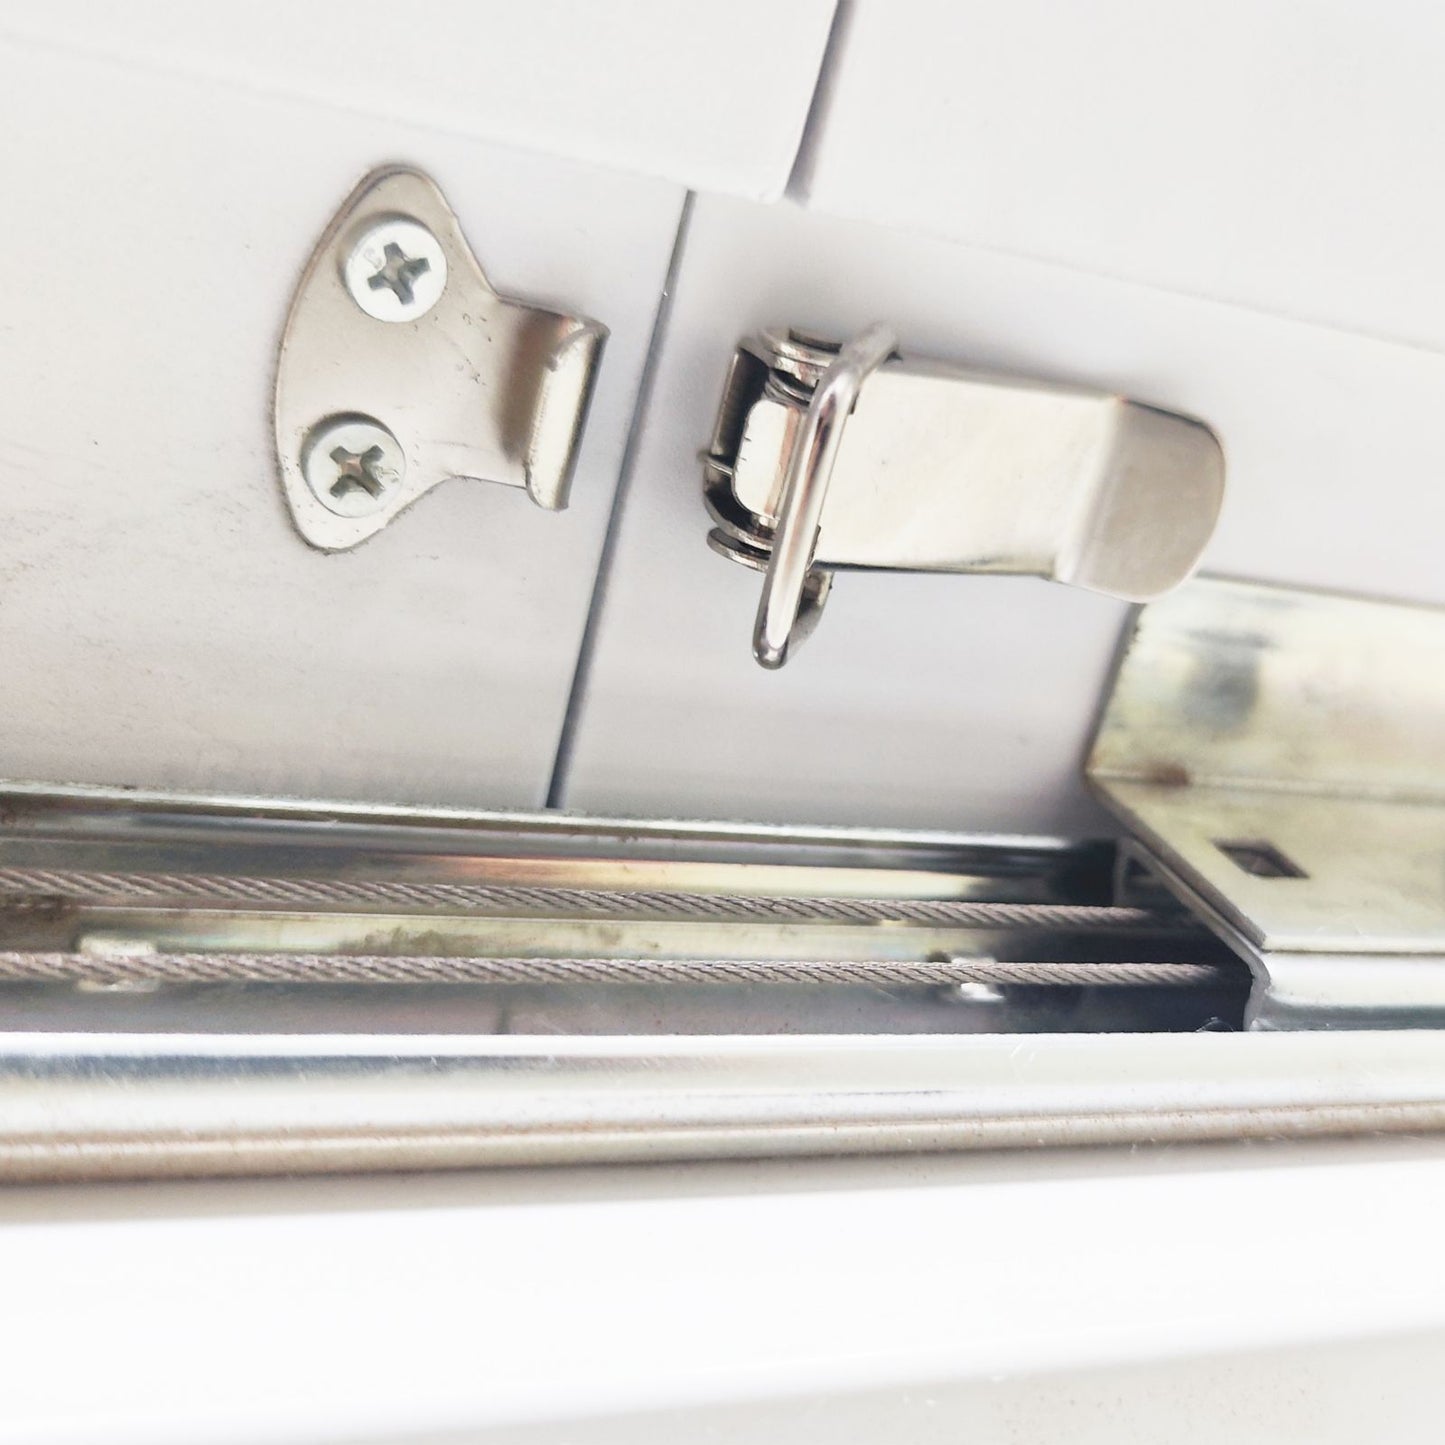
<box><xmin>1089</xmin><ymin>576</ymin><xmax>1445</xmax><ymax>1029</ymax></box>
<box><xmin>705</xmin><ymin>327</ymin><xmax>1225</xmax><ymax>667</ymax></box>
<box><xmin>274</xmin><ymin>165</ymin><xmax>607</xmax><ymax>551</ymax></box>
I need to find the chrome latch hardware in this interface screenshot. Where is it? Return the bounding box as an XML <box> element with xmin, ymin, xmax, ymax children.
<box><xmin>705</xmin><ymin>326</ymin><xmax>1225</xmax><ymax>667</ymax></box>
<box><xmin>275</xmin><ymin>165</ymin><xmax>607</xmax><ymax>551</ymax></box>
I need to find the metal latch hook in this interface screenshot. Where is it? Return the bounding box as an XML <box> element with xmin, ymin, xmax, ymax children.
<box><xmin>705</xmin><ymin>326</ymin><xmax>1226</xmax><ymax>667</ymax></box>
<box><xmin>274</xmin><ymin>165</ymin><xmax>607</xmax><ymax>552</ymax></box>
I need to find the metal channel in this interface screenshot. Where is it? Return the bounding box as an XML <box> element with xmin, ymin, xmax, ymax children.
<box><xmin>0</xmin><ymin>782</ymin><xmax>1436</xmax><ymax>1180</ymax></box>
<box><xmin>0</xmin><ymin>1031</ymin><xmax>1440</xmax><ymax>1182</ymax></box>
<box><xmin>0</xmin><ymin>783</ymin><xmax>1111</xmax><ymax>901</ymax></box>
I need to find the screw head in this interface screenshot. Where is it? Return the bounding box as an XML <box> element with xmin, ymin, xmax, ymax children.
<box><xmin>342</xmin><ymin>215</ymin><xmax>447</xmax><ymax>322</ymax></box>
<box><xmin>301</xmin><ymin>415</ymin><xmax>405</xmax><ymax>518</ymax></box>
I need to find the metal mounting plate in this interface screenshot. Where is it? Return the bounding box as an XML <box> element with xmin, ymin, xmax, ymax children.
<box><xmin>1089</xmin><ymin>577</ymin><xmax>1445</xmax><ymax>1028</ymax></box>
<box><xmin>274</xmin><ymin>165</ymin><xmax>607</xmax><ymax>551</ymax></box>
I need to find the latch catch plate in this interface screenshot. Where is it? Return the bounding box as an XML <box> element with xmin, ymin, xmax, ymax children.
<box><xmin>274</xmin><ymin>165</ymin><xmax>607</xmax><ymax>551</ymax></box>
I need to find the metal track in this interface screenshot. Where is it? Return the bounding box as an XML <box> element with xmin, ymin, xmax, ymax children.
<box><xmin>0</xmin><ymin>1031</ymin><xmax>1440</xmax><ymax>1182</ymax></box>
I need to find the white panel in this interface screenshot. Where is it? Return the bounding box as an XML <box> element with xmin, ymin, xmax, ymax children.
<box><xmin>0</xmin><ymin>38</ymin><xmax>683</xmax><ymax>808</ymax></box>
<box><xmin>482</xmin><ymin>1333</ymin><xmax>1445</xmax><ymax>1443</ymax></box>
<box><xmin>798</xmin><ymin>0</ymin><xmax>1445</xmax><ymax>350</ymax></box>
<box><xmin>561</xmin><ymin>194</ymin><xmax>1445</xmax><ymax>832</ymax></box>
<box><xmin>0</xmin><ymin>0</ymin><xmax>836</xmax><ymax>199</ymax></box>
<box><xmin>3</xmin><ymin>1140</ymin><xmax>1445</xmax><ymax>1441</ymax></box>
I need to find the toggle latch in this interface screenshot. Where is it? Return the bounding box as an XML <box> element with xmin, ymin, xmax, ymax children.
<box><xmin>705</xmin><ymin>325</ymin><xmax>1225</xmax><ymax>667</ymax></box>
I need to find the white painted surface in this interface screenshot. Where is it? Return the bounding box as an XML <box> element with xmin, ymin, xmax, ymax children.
<box><xmin>560</xmin><ymin>194</ymin><xmax>1445</xmax><ymax>831</ymax></box>
<box><xmin>0</xmin><ymin>0</ymin><xmax>836</xmax><ymax>200</ymax></box>
<box><xmin>3</xmin><ymin>20</ymin><xmax>1444</xmax><ymax>1445</ymax></box>
<box><xmin>0</xmin><ymin>37</ymin><xmax>682</xmax><ymax>808</ymax></box>
<box><xmin>2</xmin><ymin>1139</ymin><xmax>1445</xmax><ymax>1441</ymax></box>
<box><xmin>798</xmin><ymin>0</ymin><xmax>1445</xmax><ymax>351</ymax></box>
<box><xmin>479</xmin><ymin>1331</ymin><xmax>1445</xmax><ymax>1442</ymax></box>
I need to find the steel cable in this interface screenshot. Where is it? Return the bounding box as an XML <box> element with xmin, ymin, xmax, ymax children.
<box><xmin>0</xmin><ymin>866</ymin><xmax>1168</xmax><ymax>931</ymax></box>
<box><xmin>0</xmin><ymin>950</ymin><xmax>1231</xmax><ymax>989</ymax></box>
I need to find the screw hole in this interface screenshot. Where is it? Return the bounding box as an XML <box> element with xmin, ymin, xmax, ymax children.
<box><xmin>1214</xmin><ymin>839</ymin><xmax>1308</xmax><ymax>879</ymax></box>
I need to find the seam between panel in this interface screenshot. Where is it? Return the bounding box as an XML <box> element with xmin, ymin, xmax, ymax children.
<box><xmin>544</xmin><ymin>192</ymin><xmax>697</xmax><ymax>808</ymax></box>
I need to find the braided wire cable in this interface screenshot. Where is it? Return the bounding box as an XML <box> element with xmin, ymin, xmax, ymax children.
<box><xmin>0</xmin><ymin>950</ymin><xmax>1231</xmax><ymax>989</ymax></box>
<box><xmin>0</xmin><ymin>866</ymin><xmax>1166</xmax><ymax>931</ymax></box>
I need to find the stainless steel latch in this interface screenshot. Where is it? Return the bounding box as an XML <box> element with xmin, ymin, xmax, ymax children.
<box><xmin>705</xmin><ymin>326</ymin><xmax>1225</xmax><ymax>667</ymax></box>
<box><xmin>274</xmin><ymin>166</ymin><xmax>607</xmax><ymax>551</ymax></box>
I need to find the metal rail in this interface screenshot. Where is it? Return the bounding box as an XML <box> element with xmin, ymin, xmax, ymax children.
<box><xmin>0</xmin><ymin>1031</ymin><xmax>1439</xmax><ymax>1182</ymax></box>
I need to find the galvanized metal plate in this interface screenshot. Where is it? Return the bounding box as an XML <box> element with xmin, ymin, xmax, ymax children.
<box><xmin>1090</xmin><ymin>577</ymin><xmax>1445</xmax><ymax>1027</ymax></box>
